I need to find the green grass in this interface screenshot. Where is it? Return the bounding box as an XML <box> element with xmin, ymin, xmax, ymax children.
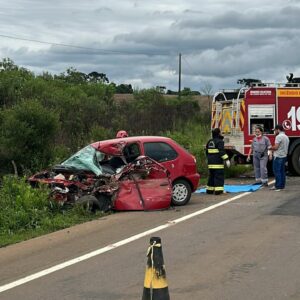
<box><xmin>0</xmin><ymin>176</ymin><xmax>105</xmax><ymax>247</ymax></box>
<box><xmin>165</xmin><ymin>121</ymin><xmax>211</xmax><ymax>175</ymax></box>
<box><xmin>0</xmin><ymin>212</ymin><xmax>105</xmax><ymax>247</ymax></box>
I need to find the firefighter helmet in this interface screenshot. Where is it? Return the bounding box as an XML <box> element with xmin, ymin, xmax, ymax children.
<box><xmin>116</xmin><ymin>130</ymin><xmax>128</xmax><ymax>138</ymax></box>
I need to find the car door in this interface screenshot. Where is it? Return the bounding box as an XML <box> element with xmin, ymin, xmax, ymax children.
<box><xmin>142</xmin><ymin>141</ymin><xmax>179</xmax><ymax>181</ymax></box>
<box><xmin>113</xmin><ymin>156</ymin><xmax>172</xmax><ymax>211</ymax></box>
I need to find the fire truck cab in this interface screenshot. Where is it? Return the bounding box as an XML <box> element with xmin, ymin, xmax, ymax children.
<box><xmin>212</xmin><ymin>80</ymin><xmax>300</xmax><ymax>175</ymax></box>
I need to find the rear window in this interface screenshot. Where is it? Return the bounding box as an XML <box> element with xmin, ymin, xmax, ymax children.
<box><xmin>144</xmin><ymin>142</ymin><xmax>178</xmax><ymax>162</ymax></box>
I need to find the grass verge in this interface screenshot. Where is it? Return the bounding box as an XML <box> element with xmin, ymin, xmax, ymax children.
<box><xmin>0</xmin><ymin>176</ymin><xmax>104</xmax><ymax>248</ymax></box>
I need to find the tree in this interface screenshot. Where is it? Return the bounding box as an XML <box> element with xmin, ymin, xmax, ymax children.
<box><xmin>166</xmin><ymin>89</ymin><xmax>178</xmax><ymax>95</ymax></box>
<box><xmin>0</xmin><ymin>59</ymin><xmax>34</xmax><ymax>108</ymax></box>
<box><xmin>200</xmin><ymin>81</ymin><xmax>213</xmax><ymax>97</ymax></box>
<box><xmin>200</xmin><ymin>81</ymin><xmax>213</xmax><ymax>111</ymax></box>
<box><xmin>55</xmin><ymin>67</ymin><xmax>87</xmax><ymax>84</ymax></box>
<box><xmin>115</xmin><ymin>83</ymin><xmax>133</xmax><ymax>94</ymax></box>
<box><xmin>181</xmin><ymin>87</ymin><xmax>200</xmax><ymax>96</ymax></box>
<box><xmin>54</xmin><ymin>69</ymin><xmax>109</xmax><ymax>85</ymax></box>
<box><xmin>0</xmin><ymin>58</ymin><xmax>33</xmax><ymax>76</ymax></box>
<box><xmin>87</xmin><ymin>71</ymin><xmax>109</xmax><ymax>84</ymax></box>
<box><xmin>0</xmin><ymin>100</ymin><xmax>60</xmax><ymax>172</ymax></box>
<box><xmin>166</xmin><ymin>87</ymin><xmax>200</xmax><ymax>96</ymax></box>
<box><xmin>37</xmin><ymin>72</ymin><xmax>54</xmax><ymax>81</ymax></box>
<box><xmin>181</xmin><ymin>87</ymin><xmax>192</xmax><ymax>96</ymax></box>
<box><xmin>0</xmin><ymin>58</ymin><xmax>18</xmax><ymax>72</ymax></box>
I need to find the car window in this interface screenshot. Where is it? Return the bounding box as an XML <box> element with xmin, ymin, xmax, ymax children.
<box><xmin>144</xmin><ymin>142</ymin><xmax>178</xmax><ymax>162</ymax></box>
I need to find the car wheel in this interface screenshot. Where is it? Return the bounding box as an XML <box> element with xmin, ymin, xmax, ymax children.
<box><xmin>76</xmin><ymin>195</ymin><xmax>101</xmax><ymax>212</ymax></box>
<box><xmin>96</xmin><ymin>194</ymin><xmax>112</xmax><ymax>212</ymax></box>
<box><xmin>172</xmin><ymin>179</ymin><xmax>192</xmax><ymax>206</ymax></box>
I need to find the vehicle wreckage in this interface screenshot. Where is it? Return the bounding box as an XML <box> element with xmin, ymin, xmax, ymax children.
<box><xmin>29</xmin><ymin>141</ymin><xmax>172</xmax><ymax>211</ymax></box>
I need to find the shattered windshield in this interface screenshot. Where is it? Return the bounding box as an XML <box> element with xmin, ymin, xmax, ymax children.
<box><xmin>61</xmin><ymin>145</ymin><xmax>105</xmax><ymax>176</ymax></box>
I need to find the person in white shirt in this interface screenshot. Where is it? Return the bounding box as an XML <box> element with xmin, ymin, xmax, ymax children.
<box><xmin>269</xmin><ymin>124</ymin><xmax>290</xmax><ymax>191</ymax></box>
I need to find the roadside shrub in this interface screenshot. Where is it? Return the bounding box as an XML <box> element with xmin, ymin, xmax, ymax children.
<box><xmin>115</xmin><ymin>90</ymin><xmax>201</xmax><ymax>135</ymax></box>
<box><xmin>88</xmin><ymin>125</ymin><xmax>114</xmax><ymax>143</ymax></box>
<box><xmin>0</xmin><ymin>176</ymin><xmax>50</xmax><ymax>234</ymax></box>
<box><xmin>165</xmin><ymin>131</ymin><xmax>192</xmax><ymax>149</ymax></box>
<box><xmin>0</xmin><ymin>100</ymin><xmax>60</xmax><ymax>173</ymax></box>
<box><xmin>50</xmin><ymin>144</ymin><xmax>72</xmax><ymax>166</ymax></box>
<box><xmin>165</xmin><ymin>123</ymin><xmax>210</xmax><ymax>175</ymax></box>
<box><xmin>0</xmin><ymin>176</ymin><xmax>104</xmax><ymax>247</ymax></box>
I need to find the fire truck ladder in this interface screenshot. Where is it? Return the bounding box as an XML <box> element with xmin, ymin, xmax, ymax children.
<box><xmin>215</xmin><ymin>101</ymin><xmax>223</xmax><ymax>128</ymax></box>
<box><xmin>212</xmin><ymin>91</ymin><xmax>227</xmax><ymax>129</ymax></box>
<box><xmin>231</xmin><ymin>87</ymin><xmax>246</xmax><ymax>135</ymax></box>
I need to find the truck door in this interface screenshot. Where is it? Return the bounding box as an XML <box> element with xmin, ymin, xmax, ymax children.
<box><xmin>248</xmin><ymin>105</ymin><xmax>275</xmax><ymax>134</ymax></box>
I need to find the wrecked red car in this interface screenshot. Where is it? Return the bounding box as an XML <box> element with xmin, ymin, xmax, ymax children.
<box><xmin>99</xmin><ymin>136</ymin><xmax>200</xmax><ymax>205</ymax></box>
<box><xmin>29</xmin><ymin>141</ymin><xmax>172</xmax><ymax>211</ymax></box>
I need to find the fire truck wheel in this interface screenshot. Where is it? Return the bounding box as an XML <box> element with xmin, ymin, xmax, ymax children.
<box><xmin>172</xmin><ymin>179</ymin><xmax>192</xmax><ymax>206</ymax></box>
<box><xmin>291</xmin><ymin>145</ymin><xmax>300</xmax><ymax>175</ymax></box>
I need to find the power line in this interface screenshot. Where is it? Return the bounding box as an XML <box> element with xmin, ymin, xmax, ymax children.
<box><xmin>0</xmin><ymin>33</ymin><xmax>172</xmax><ymax>56</ymax></box>
<box><xmin>182</xmin><ymin>55</ymin><xmax>199</xmax><ymax>76</ymax></box>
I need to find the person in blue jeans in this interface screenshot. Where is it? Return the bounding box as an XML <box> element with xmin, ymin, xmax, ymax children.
<box><xmin>269</xmin><ymin>125</ymin><xmax>290</xmax><ymax>191</ymax></box>
<box><xmin>272</xmin><ymin>156</ymin><xmax>287</xmax><ymax>190</ymax></box>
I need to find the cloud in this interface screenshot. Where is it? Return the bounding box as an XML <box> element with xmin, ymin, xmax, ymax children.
<box><xmin>1</xmin><ymin>0</ymin><xmax>300</xmax><ymax>92</ymax></box>
<box><xmin>176</xmin><ymin>6</ymin><xmax>300</xmax><ymax>30</ymax></box>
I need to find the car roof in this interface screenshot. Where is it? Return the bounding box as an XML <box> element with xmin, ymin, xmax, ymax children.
<box><xmin>91</xmin><ymin>136</ymin><xmax>175</xmax><ymax>154</ymax></box>
<box><xmin>92</xmin><ymin>136</ymin><xmax>173</xmax><ymax>146</ymax></box>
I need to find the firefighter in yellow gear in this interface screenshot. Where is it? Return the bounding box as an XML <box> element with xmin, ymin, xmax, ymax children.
<box><xmin>206</xmin><ymin>128</ymin><xmax>230</xmax><ymax>195</ymax></box>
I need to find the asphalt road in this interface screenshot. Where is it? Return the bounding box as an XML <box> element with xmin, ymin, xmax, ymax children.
<box><xmin>1</xmin><ymin>176</ymin><xmax>300</xmax><ymax>300</ymax></box>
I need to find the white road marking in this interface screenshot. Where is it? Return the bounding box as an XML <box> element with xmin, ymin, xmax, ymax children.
<box><xmin>0</xmin><ymin>181</ymin><xmax>274</xmax><ymax>294</ymax></box>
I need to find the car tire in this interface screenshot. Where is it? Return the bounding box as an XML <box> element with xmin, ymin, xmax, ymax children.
<box><xmin>76</xmin><ymin>195</ymin><xmax>101</xmax><ymax>212</ymax></box>
<box><xmin>96</xmin><ymin>194</ymin><xmax>112</xmax><ymax>212</ymax></box>
<box><xmin>172</xmin><ymin>179</ymin><xmax>192</xmax><ymax>206</ymax></box>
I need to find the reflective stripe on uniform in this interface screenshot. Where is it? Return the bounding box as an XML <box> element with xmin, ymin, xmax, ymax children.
<box><xmin>214</xmin><ymin>186</ymin><xmax>224</xmax><ymax>191</ymax></box>
<box><xmin>208</xmin><ymin>164</ymin><xmax>224</xmax><ymax>169</ymax></box>
<box><xmin>208</xmin><ymin>149</ymin><xmax>220</xmax><ymax>154</ymax></box>
<box><xmin>221</xmin><ymin>154</ymin><xmax>229</xmax><ymax>160</ymax></box>
<box><xmin>206</xmin><ymin>186</ymin><xmax>215</xmax><ymax>191</ymax></box>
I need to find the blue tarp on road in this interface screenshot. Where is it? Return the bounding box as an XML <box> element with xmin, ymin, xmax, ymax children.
<box><xmin>195</xmin><ymin>184</ymin><xmax>262</xmax><ymax>194</ymax></box>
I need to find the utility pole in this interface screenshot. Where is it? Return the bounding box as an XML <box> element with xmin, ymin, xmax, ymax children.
<box><xmin>178</xmin><ymin>53</ymin><xmax>181</xmax><ymax>97</ymax></box>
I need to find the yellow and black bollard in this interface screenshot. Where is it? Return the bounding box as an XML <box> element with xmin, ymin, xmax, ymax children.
<box><xmin>142</xmin><ymin>237</ymin><xmax>170</xmax><ymax>300</ymax></box>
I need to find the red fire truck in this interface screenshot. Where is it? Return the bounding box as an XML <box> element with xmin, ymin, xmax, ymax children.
<box><xmin>212</xmin><ymin>79</ymin><xmax>300</xmax><ymax>175</ymax></box>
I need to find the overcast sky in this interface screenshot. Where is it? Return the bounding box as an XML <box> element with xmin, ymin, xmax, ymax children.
<box><xmin>1</xmin><ymin>0</ymin><xmax>300</xmax><ymax>92</ymax></box>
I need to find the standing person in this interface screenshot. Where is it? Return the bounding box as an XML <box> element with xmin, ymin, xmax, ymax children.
<box><xmin>269</xmin><ymin>124</ymin><xmax>290</xmax><ymax>191</ymax></box>
<box><xmin>206</xmin><ymin>128</ymin><xmax>230</xmax><ymax>195</ymax></box>
<box><xmin>247</xmin><ymin>126</ymin><xmax>271</xmax><ymax>186</ymax></box>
